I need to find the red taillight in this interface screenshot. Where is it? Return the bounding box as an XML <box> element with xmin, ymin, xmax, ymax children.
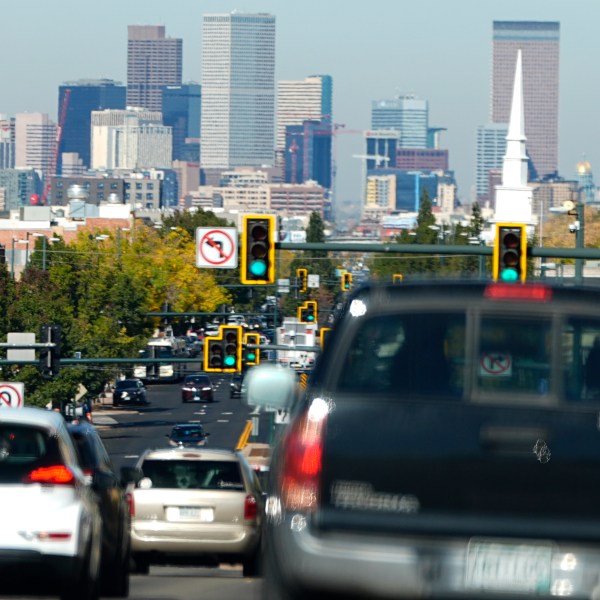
<box><xmin>280</xmin><ymin>398</ymin><xmax>328</xmax><ymax>512</ymax></box>
<box><xmin>484</xmin><ymin>283</ymin><xmax>552</xmax><ymax>302</ymax></box>
<box><xmin>244</xmin><ymin>494</ymin><xmax>258</xmax><ymax>520</ymax></box>
<box><xmin>38</xmin><ymin>532</ymin><xmax>72</xmax><ymax>541</ymax></box>
<box><xmin>125</xmin><ymin>492</ymin><xmax>135</xmax><ymax>517</ymax></box>
<box><xmin>83</xmin><ymin>468</ymin><xmax>93</xmax><ymax>477</ymax></box>
<box><xmin>24</xmin><ymin>465</ymin><xmax>75</xmax><ymax>485</ymax></box>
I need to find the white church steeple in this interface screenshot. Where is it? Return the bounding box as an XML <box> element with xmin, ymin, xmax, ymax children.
<box><xmin>494</xmin><ymin>49</ymin><xmax>533</xmax><ymax>223</ymax></box>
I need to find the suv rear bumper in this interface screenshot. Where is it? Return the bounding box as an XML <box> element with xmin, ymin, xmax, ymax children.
<box><xmin>268</xmin><ymin>516</ymin><xmax>600</xmax><ymax>599</ymax></box>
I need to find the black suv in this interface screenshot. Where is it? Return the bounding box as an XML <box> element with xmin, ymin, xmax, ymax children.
<box><xmin>246</xmin><ymin>281</ymin><xmax>600</xmax><ymax>599</ymax></box>
<box><xmin>68</xmin><ymin>421</ymin><xmax>130</xmax><ymax>598</ymax></box>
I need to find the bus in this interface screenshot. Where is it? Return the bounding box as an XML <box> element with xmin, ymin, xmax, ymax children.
<box><xmin>134</xmin><ymin>336</ymin><xmax>187</xmax><ymax>383</ymax></box>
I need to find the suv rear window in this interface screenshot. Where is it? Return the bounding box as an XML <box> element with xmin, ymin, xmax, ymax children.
<box><xmin>0</xmin><ymin>425</ymin><xmax>63</xmax><ymax>483</ymax></box>
<box><xmin>336</xmin><ymin>307</ymin><xmax>600</xmax><ymax>405</ymax></box>
<box><xmin>140</xmin><ymin>459</ymin><xmax>243</xmax><ymax>490</ymax></box>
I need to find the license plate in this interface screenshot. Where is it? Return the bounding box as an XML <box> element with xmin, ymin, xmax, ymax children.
<box><xmin>465</xmin><ymin>539</ymin><xmax>552</xmax><ymax>593</ymax></box>
<box><xmin>165</xmin><ymin>506</ymin><xmax>214</xmax><ymax>522</ymax></box>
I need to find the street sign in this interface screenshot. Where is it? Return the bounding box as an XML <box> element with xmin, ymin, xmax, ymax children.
<box><xmin>196</xmin><ymin>227</ymin><xmax>238</xmax><ymax>269</ymax></box>
<box><xmin>308</xmin><ymin>274</ymin><xmax>320</xmax><ymax>288</ymax></box>
<box><xmin>277</xmin><ymin>278</ymin><xmax>290</xmax><ymax>294</ymax></box>
<box><xmin>7</xmin><ymin>332</ymin><xmax>35</xmax><ymax>363</ymax></box>
<box><xmin>0</xmin><ymin>382</ymin><xmax>24</xmax><ymax>408</ymax></box>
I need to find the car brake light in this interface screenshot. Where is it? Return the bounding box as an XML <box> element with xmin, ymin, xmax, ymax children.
<box><xmin>280</xmin><ymin>398</ymin><xmax>328</xmax><ymax>512</ymax></box>
<box><xmin>244</xmin><ymin>495</ymin><xmax>258</xmax><ymax>520</ymax></box>
<box><xmin>38</xmin><ymin>532</ymin><xmax>72</xmax><ymax>541</ymax></box>
<box><xmin>125</xmin><ymin>492</ymin><xmax>135</xmax><ymax>517</ymax></box>
<box><xmin>484</xmin><ymin>283</ymin><xmax>552</xmax><ymax>302</ymax></box>
<box><xmin>24</xmin><ymin>465</ymin><xmax>75</xmax><ymax>485</ymax></box>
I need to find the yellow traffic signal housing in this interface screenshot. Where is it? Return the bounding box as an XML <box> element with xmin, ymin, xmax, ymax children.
<box><xmin>296</xmin><ymin>268</ymin><xmax>308</xmax><ymax>293</ymax></box>
<box><xmin>393</xmin><ymin>273</ymin><xmax>404</xmax><ymax>284</ymax></box>
<box><xmin>203</xmin><ymin>325</ymin><xmax>243</xmax><ymax>372</ymax></box>
<box><xmin>492</xmin><ymin>223</ymin><xmax>528</xmax><ymax>283</ymax></box>
<box><xmin>298</xmin><ymin>300</ymin><xmax>318</xmax><ymax>324</ymax></box>
<box><xmin>240</xmin><ymin>215</ymin><xmax>276</xmax><ymax>284</ymax></box>
<box><xmin>320</xmin><ymin>327</ymin><xmax>331</xmax><ymax>349</ymax></box>
<box><xmin>341</xmin><ymin>272</ymin><xmax>353</xmax><ymax>291</ymax></box>
<box><xmin>243</xmin><ymin>332</ymin><xmax>261</xmax><ymax>367</ymax></box>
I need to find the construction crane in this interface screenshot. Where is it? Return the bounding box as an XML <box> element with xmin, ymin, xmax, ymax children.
<box><xmin>41</xmin><ymin>88</ymin><xmax>71</xmax><ymax>205</ymax></box>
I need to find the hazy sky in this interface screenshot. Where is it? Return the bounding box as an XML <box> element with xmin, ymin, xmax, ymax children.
<box><xmin>2</xmin><ymin>0</ymin><xmax>598</xmax><ymax>207</ymax></box>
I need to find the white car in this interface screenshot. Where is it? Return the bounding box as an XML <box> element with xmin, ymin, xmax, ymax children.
<box><xmin>0</xmin><ymin>407</ymin><xmax>103</xmax><ymax>600</ymax></box>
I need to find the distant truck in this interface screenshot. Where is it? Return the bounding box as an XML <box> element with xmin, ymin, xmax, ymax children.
<box><xmin>276</xmin><ymin>317</ymin><xmax>318</xmax><ymax>368</ymax></box>
<box><xmin>133</xmin><ymin>335</ymin><xmax>187</xmax><ymax>382</ymax></box>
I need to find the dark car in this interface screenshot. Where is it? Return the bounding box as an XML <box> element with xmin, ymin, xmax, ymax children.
<box><xmin>166</xmin><ymin>423</ymin><xmax>210</xmax><ymax>447</ymax></box>
<box><xmin>181</xmin><ymin>373</ymin><xmax>214</xmax><ymax>403</ymax></box>
<box><xmin>68</xmin><ymin>420</ymin><xmax>130</xmax><ymax>598</ymax></box>
<box><xmin>230</xmin><ymin>372</ymin><xmax>244</xmax><ymax>398</ymax></box>
<box><xmin>113</xmin><ymin>378</ymin><xmax>148</xmax><ymax>407</ymax></box>
<box><xmin>246</xmin><ymin>280</ymin><xmax>600</xmax><ymax>600</ymax></box>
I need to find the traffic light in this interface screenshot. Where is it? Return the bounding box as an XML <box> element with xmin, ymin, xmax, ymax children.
<box><xmin>39</xmin><ymin>324</ymin><xmax>61</xmax><ymax>378</ymax></box>
<box><xmin>241</xmin><ymin>215</ymin><xmax>276</xmax><ymax>284</ymax></box>
<box><xmin>393</xmin><ymin>273</ymin><xmax>403</xmax><ymax>284</ymax></box>
<box><xmin>320</xmin><ymin>327</ymin><xmax>331</xmax><ymax>349</ymax></box>
<box><xmin>492</xmin><ymin>223</ymin><xmax>528</xmax><ymax>283</ymax></box>
<box><xmin>341</xmin><ymin>272</ymin><xmax>353</xmax><ymax>291</ymax></box>
<box><xmin>204</xmin><ymin>333</ymin><xmax>224</xmax><ymax>372</ymax></box>
<box><xmin>296</xmin><ymin>268</ymin><xmax>308</xmax><ymax>293</ymax></box>
<box><xmin>243</xmin><ymin>332</ymin><xmax>261</xmax><ymax>367</ymax></box>
<box><xmin>298</xmin><ymin>300</ymin><xmax>318</xmax><ymax>324</ymax></box>
<box><xmin>222</xmin><ymin>326</ymin><xmax>242</xmax><ymax>372</ymax></box>
<box><xmin>203</xmin><ymin>326</ymin><xmax>243</xmax><ymax>372</ymax></box>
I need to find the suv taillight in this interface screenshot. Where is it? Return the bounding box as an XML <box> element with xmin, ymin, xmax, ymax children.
<box><xmin>244</xmin><ymin>494</ymin><xmax>258</xmax><ymax>520</ymax></box>
<box><xmin>280</xmin><ymin>398</ymin><xmax>328</xmax><ymax>512</ymax></box>
<box><xmin>23</xmin><ymin>465</ymin><xmax>75</xmax><ymax>485</ymax></box>
<box><xmin>125</xmin><ymin>492</ymin><xmax>135</xmax><ymax>517</ymax></box>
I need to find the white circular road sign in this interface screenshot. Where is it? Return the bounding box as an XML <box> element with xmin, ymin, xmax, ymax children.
<box><xmin>0</xmin><ymin>382</ymin><xmax>25</xmax><ymax>408</ymax></box>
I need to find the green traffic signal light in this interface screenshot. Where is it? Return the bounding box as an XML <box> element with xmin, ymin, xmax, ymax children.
<box><xmin>500</xmin><ymin>268</ymin><xmax>519</xmax><ymax>283</ymax></box>
<box><xmin>247</xmin><ymin>351</ymin><xmax>256</xmax><ymax>362</ymax></box>
<box><xmin>224</xmin><ymin>355</ymin><xmax>236</xmax><ymax>367</ymax></box>
<box><xmin>241</xmin><ymin>216</ymin><xmax>275</xmax><ymax>284</ymax></box>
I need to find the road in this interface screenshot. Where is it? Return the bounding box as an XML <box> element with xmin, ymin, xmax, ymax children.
<box><xmin>95</xmin><ymin>368</ymin><xmax>265</xmax><ymax>600</ymax></box>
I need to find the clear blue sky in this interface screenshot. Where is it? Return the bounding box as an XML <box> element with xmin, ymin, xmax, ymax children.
<box><xmin>2</xmin><ymin>0</ymin><xmax>598</xmax><ymax>209</ymax></box>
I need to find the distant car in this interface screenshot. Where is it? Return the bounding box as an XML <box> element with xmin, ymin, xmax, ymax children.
<box><xmin>166</xmin><ymin>423</ymin><xmax>210</xmax><ymax>447</ymax></box>
<box><xmin>181</xmin><ymin>373</ymin><xmax>214</xmax><ymax>403</ymax></box>
<box><xmin>0</xmin><ymin>407</ymin><xmax>102</xmax><ymax>600</ymax></box>
<box><xmin>230</xmin><ymin>373</ymin><xmax>244</xmax><ymax>398</ymax></box>
<box><xmin>122</xmin><ymin>447</ymin><xmax>264</xmax><ymax>576</ymax></box>
<box><xmin>68</xmin><ymin>420</ymin><xmax>130</xmax><ymax>598</ymax></box>
<box><xmin>113</xmin><ymin>378</ymin><xmax>148</xmax><ymax>406</ymax></box>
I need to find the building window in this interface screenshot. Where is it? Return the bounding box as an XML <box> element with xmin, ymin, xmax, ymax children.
<box><xmin>110</xmin><ymin>182</ymin><xmax>119</xmax><ymax>190</ymax></box>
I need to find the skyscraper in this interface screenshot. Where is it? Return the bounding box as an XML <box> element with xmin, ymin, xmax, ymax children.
<box><xmin>0</xmin><ymin>116</ymin><xmax>15</xmax><ymax>169</ymax></box>
<box><xmin>201</xmin><ymin>12</ymin><xmax>275</xmax><ymax>170</ymax></box>
<box><xmin>371</xmin><ymin>95</ymin><xmax>428</xmax><ymax>148</ymax></box>
<box><xmin>476</xmin><ymin>123</ymin><xmax>508</xmax><ymax>203</ymax></box>
<box><xmin>127</xmin><ymin>25</ymin><xmax>182</xmax><ymax>112</ymax></box>
<box><xmin>284</xmin><ymin>120</ymin><xmax>331</xmax><ymax>188</ymax></box>
<box><xmin>14</xmin><ymin>113</ymin><xmax>56</xmax><ymax>179</ymax></box>
<box><xmin>58</xmin><ymin>79</ymin><xmax>126</xmax><ymax>172</ymax></box>
<box><xmin>277</xmin><ymin>75</ymin><xmax>332</xmax><ymax>152</ymax></box>
<box><xmin>162</xmin><ymin>83</ymin><xmax>201</xmax><ymax>161</ymax></box>
<box><xmin>492</xmin><ymin>21</ymin><xmax>559</xmax><ymax>180</ymax></box>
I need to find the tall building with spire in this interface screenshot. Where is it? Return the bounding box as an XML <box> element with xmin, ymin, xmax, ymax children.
<box><xmin>494</xmin><ymin>50</ymin><xmax>533</xmax><ymax>223</ymax></box>
<box><xmin>201</xmin><ymin>12</ymin><xmax>275</xmax><ymax>172</ymax></box>
<box><xmin>492</xmin><ymin>21</ymin><xmax>559</xmax><ymax>180</ymax></box>
<box><xmin>127</xmin><ymin>25</ymin><xmax>182</xmax><ymax>112</ymax></box>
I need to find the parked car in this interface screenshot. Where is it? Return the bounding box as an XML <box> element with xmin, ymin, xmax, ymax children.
<box><xmin>68</xmin><ymin>420</ymin><xmax>130</xmax><ymax>598</ymax></box>
<box><xmin>113</xmin><ymin>378</ymin><xmax>148</xmax><ymax>407</ymax></box>
<box><xmin>122</xmin><ymin>446</ymin><xmax>263</xmax><ymax>576</ymax></box>
<box><xmin>181</xmin><ymin>373</ymin><xmax>214</xmax><ymax>403</ymax></box>
<box><xmin>0</xmin><ymin>407</ymin><xmax>103</xmax><ymax>600</ymax></box>
<box><xmin>246</xmin><ymin>280</ymin><xmax>600</xmax><ymax>599</ymax></box>
<box><xmin>166</xmin><ymin>423</ymin><xmax>210</xmax><ymax>447</ymax></box>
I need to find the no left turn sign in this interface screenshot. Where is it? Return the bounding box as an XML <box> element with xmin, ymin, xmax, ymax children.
<box><xmin>196</xmin><ymin>227</ymin><xmax>238</xmax><ymax>269</ymax></box>
<box><xmin>0</xmin><ymin>382</ymin><xmax>25</xmax><ymax>408</ymax></box>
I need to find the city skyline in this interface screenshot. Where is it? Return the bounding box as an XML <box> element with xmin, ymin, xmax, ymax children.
<box><xmin>1</xmin><ymin>0</ymin><xmax>598</xmax><ymax>210</ymax></box>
